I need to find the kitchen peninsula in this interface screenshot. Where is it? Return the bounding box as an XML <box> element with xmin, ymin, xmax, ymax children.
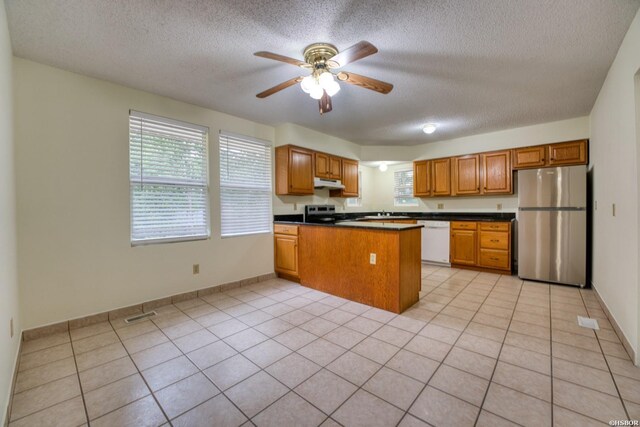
<box><xmin>274</xmin><ymin>221</ymin><xmax>423</xmax><ymax>314</ymax></box>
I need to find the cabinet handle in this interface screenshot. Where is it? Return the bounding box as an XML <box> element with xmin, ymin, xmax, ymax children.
<box><xmin>490</xmin><ymin>257</ymin><xmax>499</xmax><ymax>261</ymax></box>
<box><xmin>490</xmin><ymin>239</ymin><xmax>500</xmax><ymax>243</ymax></box>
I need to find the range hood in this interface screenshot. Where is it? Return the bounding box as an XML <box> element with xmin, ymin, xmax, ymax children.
<box><xmin>314</xmin><ymin>177</ymin><xmax>345</xmax><ymax>189</ymax></box>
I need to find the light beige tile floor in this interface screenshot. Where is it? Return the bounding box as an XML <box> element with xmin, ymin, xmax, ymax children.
<box><xmin>8</xmin><ymin>266</ymin><xmax>640</xmax><ymax>426</ymax></box>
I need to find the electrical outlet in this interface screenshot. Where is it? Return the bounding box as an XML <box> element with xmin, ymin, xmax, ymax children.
<box><xmin>496</xmin><ymin>203</ymin><xmax>502</xmax><ymax>211</ymax></box>
<box><xmin>369</xmin><ymin>253</ymin><xmax>376</xmax><ymax>265</ymax></box>
<box><xmin>193</xmin><ymin>264</ymin><xmax>200</xmax><ymax>275</ymax></box>
<box><xmin>10</xmin><ymin>317</ymin><xmax>13</xmax><ymax>338</ymax></box>
<box><xmin>437</xmin><ymin>203</ymin><xmax>444</xmax><ymax>210</ymax></box>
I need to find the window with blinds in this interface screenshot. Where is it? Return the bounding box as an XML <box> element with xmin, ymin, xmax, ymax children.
<box><xmin>219</xmin><ymin>132</ymin><xmax>273</xmax><ymax>237</ymax></box>
<box><xmin>394</xmin><ymin>169</ymin><xmax>419</xmax><ymax>207</ymax></box>
<box><xmin>129</xmin><ymin>111</ymin><xmax>210</xmax><ymax>245</ymax></box>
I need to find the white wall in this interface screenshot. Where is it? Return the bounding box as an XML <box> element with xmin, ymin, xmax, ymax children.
<box><xmin>272</xmin><ymin>123</ymin><xmax>376</xmax><ymax>214</ymax></box>
<box><xmin>590</xmin><ymin>9</ymin><xmax>640</xmax><ymax>363</ymax></box>
<box><xmin>0</xmin><ymin>3</ymin><xmax>19</xmax><ymax>424</ymax></box>
<box><xmin>14</xmin><ymin>58</ymin><xmax>276</xmax><ymax>329</ymax></box>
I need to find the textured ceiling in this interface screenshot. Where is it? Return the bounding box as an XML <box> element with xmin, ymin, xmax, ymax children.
<box><xmin>5</xmin><ymin>0</ymin><xmax>639</xmax><ymax>145</ymax></box>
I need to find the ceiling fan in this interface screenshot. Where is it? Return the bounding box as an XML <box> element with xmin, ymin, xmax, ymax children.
<box><xmin>254</xmin><ymin>41</ymin><xmax>393</xmax><ymax>115</ymax></box>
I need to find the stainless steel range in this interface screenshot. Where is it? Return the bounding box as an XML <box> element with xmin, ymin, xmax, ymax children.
<box><xmin>304</xmin><ymin>205</ymin><xmax>339</xmax><ymax>224</ymax></box>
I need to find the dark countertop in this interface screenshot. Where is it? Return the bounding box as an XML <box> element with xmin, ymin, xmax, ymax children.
<box><xmin>276</xmin><ymin>221</ymin><xmax>423</xmax><ymax>231</ymax></box>
<box><xmin>274</xmin><ymin>211</ymin><xmax>515</xmax><ymax>224</ymax></box>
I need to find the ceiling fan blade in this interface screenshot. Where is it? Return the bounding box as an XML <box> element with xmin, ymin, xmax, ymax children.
<box><xmin>256</xmin><ymin>77</ymin><xmax>302</xmax><ymax>98</ymax></box>
<box><xmin>319</xmin><ymin>91</ymin><xmax>333</xmax><ymax>115</ymax></box>
<box><xmin>254</xmin><ymin>51</ymin><xmax>310</xmax><ymax>68</ymax></box>
<box><xmin>330</xmin><ymin>41</ymin><xmax>378</xmax><ymax>68</ymax></box>
<box><xmin>336</xmin><ymin>71</ymin><xmax>393</xmax><ymax>94</ymax></box>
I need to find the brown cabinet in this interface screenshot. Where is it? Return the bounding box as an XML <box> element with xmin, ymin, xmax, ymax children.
<box><xmin>314</xmin><ymin>152</ymin><xmax>342</xmax><ymax>179</ymax></box>
<box><xmin>548</xmin><ymin>139</ymin><xmax>587</xmax><ymax>166</ymax></box>
<box><xmin>450</xmin><ymin>221</ymin><xmax>512</xmax><ymax>273</ymax></box>
<box><xmin>276</xmin><ymin>145</ymin><xmax>314</xmax><ymax>195</ymax></box>
<box><xmin>481</xmin><ymin>150</ymin><xmax>512</xmax><ymax>194</ymax></box>
<box><xmin>330</xmin><ymin>158</ymin><xmax>359</xmax><ymax>197</ymax></box>
<box><xmin>274</xmin><ymin>224</ymin><xmax>299</xmax><ymax>279</ymax></box>
<box><xmin>452</xmin><ymin>155</ymin><xmax>481</xmax><ymax>196</ymax></box>
<box><xmin>432</xmin><ymin>158</ymin><xmax>451</xmax><ymax>196</ymax></box>
<box><xmin>513</xmin><ymin>139</ymin><xmax>588</xmax><ymax>169</ymax></box>
<box><xmin>451</xmin><ymin>228</ymin><xmax>477</xmax><ymax>265</ymax></box>
<box><xmin>413</xmin><ymin>160</ymin><xmax>431</xmax><ymax>196</ymax></box>
<box><xmin>512</xmin><ymin>146</ymin><xmax>546</xmax><ymax>169</ymax></box>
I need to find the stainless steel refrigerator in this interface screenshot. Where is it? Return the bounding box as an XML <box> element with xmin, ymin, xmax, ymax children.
<box><xmin>518</xmin><ymin>165</ymin><xmax>586</xmax><ymax>287</ymax></box>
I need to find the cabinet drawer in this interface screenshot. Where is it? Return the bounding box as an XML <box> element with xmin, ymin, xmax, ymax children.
<box><xmin>451</xmin><ymin>221</ymin><xmax>477</xmax><ymax>230</ymax></box>
<box><xmin>479</xmin><ymin>231</ymin><xmax>509</xmax><ymax>250</ymax></box>
<box><xmin>274</xmin><ymin>224</ymin><xmax>298</xmax><ymax>236</ymax></box>
<box><xmin>479</xmin><ymin>222</ymin><xmax>510</xmax><ymax>232</ymax></box>
<box><xmin>479</xmin><ymin>249</ymin><xmax>510</xmax><ymax>270</ymax></box>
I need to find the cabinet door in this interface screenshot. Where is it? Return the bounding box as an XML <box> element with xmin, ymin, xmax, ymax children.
<box><xmin>314</xmin><ymin>152</ymin><xmax>330</xmax><ymax>178</ymax></box>
<box><xmin>450</xmin><ymin>230</ymin><xmax>477</xmax><ymax>265</ymax></box>
<box><xmin>341</xmin><ymin>159</ymin><xmax>359</xmax><ymax>196</ymax></box>
<box><xmin>329</xmin><ymin>156</ymin><xmax>342</xmax><ymax>180</ymax></box>
<box><xmin>482</xmin><ymin>150</ymin><xmax>512</xmax><ymax>194</ymax></box>
<box><xmin>413</xmin><ymin>160</ymin><xmax>431</xmax><ymax>196</ymax></box>
<box><xmin>548</xmin><ymin>140</ymin><xmax>587</xmax><ymax>166</ymax></box>
<box><xmin>452</xmin><ymin>155</ymin><xmax>481</xmax><ymax>195</ymax></box>
<box><xmin>274</xmin><ymin>234</ymin><xmax>298</xmax><ymax>277</ymax></box>
<box><xmin>431</xmin><ymin>158</ymin><xmax>451</xmax><ymax>196</ymax></box>
<box><xmin>512</xmin><ymin>146</ymin><xmax>546</xmax><ymax>169</ymax></box>
<box><xmin>289</xmin><ymin>147</ymin><xmax>314</xmax><ymax>194</ymax></box>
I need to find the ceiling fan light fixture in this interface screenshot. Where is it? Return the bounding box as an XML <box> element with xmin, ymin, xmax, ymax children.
<box><xmin>423</xmin><ymin>123</ymin><xmax>437</xmax><ymax>134</ymax></box>
<box><xmin>325</xmin><ymin>80</ymin><xmax>340</xmax><ymax>97</ymax></box>
<box><xmin>300</xmin><ymin>75</ymin><xmax>315</xmax><ymax>93</ymax></box>
<box><xmin>309</xmin><ymin>85</ymin><xmax>324</xmax><ymax>100</ymax></box>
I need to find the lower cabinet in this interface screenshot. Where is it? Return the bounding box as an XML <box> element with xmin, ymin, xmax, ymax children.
<box><xmin>274</xmin><ymin>224</ymin><xmax>299</xmax><ymax>280</ymax></box>
<box><xmin>450</xmin><ymin>221</ymin><xmax>512</xmax><ymax>273</ymax></box>
<box><xmin>451</xmin><ymin>224</ymin><xmax>477</xmax><ymax>265</ymax></box>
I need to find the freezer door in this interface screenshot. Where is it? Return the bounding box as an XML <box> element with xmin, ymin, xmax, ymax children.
<box><xmin>518</xmin><ymin>165</ymin><xmax>586</xmax><ymax>208</ymax></box>
<box><xmin>518</xmin><ymin>210</ymin><xmax>586</xmax><ymax>286</ymax></box>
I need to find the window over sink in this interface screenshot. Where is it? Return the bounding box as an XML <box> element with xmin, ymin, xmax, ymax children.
<box><xmin>394</xmin><ymin>169</ymin><xmax>419</xmax><ymax>207</ymax></box>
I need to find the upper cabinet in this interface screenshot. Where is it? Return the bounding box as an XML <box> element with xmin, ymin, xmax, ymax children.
<box><xmin>276</xmin><ymin>145</ymin><xmax>314</xmax><ymax>195</ymax></box>
<box><xmin>315</xmin><ymin>152</ymin><xmax>342</xmax><ymax>180</ymax></box>
<box><xmin>330</xmin><ymin>158</ymin><xmax>359</xmax><ymax>197</ymax></box>
<box><xmin>481</xmin><ymin>150</ymin><xmax>512</xmax><ymax>194</ymax></box>
<box><xmin>452</xmin><ymin>155</ymin><xmax>481</xmax><ymax>196</ymax></box>
<box><xmin>277</xmin><ymin>145</ymin><xmax>358</xmax><ymax>197</ymax></box>
<box><xmin>414</xmin><ymin>140</ymin><xmax>587</xmax><ymax>197</ymax></box>
<box><xmin>512</xmin><ymin>146</ymin><xmax>546</xmax><ymax>169</ymax></box>
<box><xmin>413</xmin><ymin>160</ymin><xmax>431</xmax><ymax>196</ymax></box>
<box><xmin>513</xmin><ymin>139</ymin><xmax>587</xmax><ymax>169</ymax></box>
<box><xmin>547</xmin><ymin>139</ymin><xmax>587</xmax><ymax>166</ymax></box>
<box><xmin>431</xmin><ymin>158</ymin><xmax>452</xmax><ymax>196</ymax></box>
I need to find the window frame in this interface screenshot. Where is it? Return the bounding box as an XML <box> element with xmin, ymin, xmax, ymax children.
<box><xmin>218</xmin><ymin>131</ymin><xmax>273</xmax><ymax>238</ymax></box>
<box><xmin>129</xmin><ymin>110</ymin><xmax>211</xmax><ymax>246</ymax></box>
<box><xmin>393</xmin><ymin>168</ymin><xmax>420</xmax><ymax>207</ymax></box>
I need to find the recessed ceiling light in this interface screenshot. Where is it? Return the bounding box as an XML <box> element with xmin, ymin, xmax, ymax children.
<box><xmin>379</xmin><ymin>162</ymin><xmax>388</xmax><ymax>172</ymax></box>
<box><xmin>423</xmin><ymin>123</ymin><xmax>437</xmax><ymax>134</ymax></box>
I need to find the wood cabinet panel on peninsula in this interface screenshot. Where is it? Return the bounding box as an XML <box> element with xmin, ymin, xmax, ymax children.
<box><xmin>276</xmin><ymin>145</ymin><xmax>314</xmax><ymax>195</ymax></box>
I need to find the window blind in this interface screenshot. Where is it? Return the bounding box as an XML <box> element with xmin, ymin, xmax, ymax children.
<box><xmin>394</xmin><ymin>169</ymin><xmax>419</xmax><ymax>207</ymax></box>
<box><xmin>219</xmin><ymin>132</ymin><xmax>273</xmax><ymax>237</ymax></box>
<box><xmin>129</xmin><ymin>111</ymin><xmax>210</xmax><ymax>245</ymax></box>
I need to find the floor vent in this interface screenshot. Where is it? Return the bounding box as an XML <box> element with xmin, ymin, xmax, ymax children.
<box><xmin>124</xmin><ymin>311</ymin><xmax>157</xmax><ymax>324</ymax></box>
<box><xmin>577</xmin><ymin>316</ymin><xmax>599</xmax><ymax>330</ymax></box>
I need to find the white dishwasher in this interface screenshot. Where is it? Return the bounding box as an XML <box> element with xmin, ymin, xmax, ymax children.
<box><xmin>418</xmin><ymin>221</ymin><xmax>451</xmax><ymax>265</ymax></box>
